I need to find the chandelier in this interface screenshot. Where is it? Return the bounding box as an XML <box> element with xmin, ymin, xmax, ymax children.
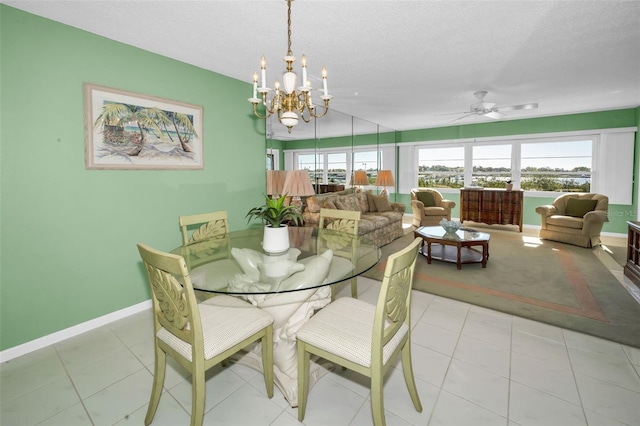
<box><xmin>248</xmin><ymin>0</ymin><xmax>332</xmax><ymax>133</ymax></box>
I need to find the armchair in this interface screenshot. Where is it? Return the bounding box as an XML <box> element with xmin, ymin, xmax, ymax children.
<box><xmin>535</xmin><ymin>193</ymin><xmax>609</xmax><ymax>248</ymax></box>
<box><xmin>410</xmin><ymin>188</ymin><xmax>456</xmax><ymax>228</ymax></box>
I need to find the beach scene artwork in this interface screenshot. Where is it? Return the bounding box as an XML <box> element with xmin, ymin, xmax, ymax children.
<box><xmin>84</xmin><ymin>84</ymin><xmax>203</xmax><ymax>169</ymax></box>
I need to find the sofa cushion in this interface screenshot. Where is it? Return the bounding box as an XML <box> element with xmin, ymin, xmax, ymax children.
<box><xmin>356</xmin><ymin>192</ymin><xmax>370</xmax><ymax>213</ymax></box>
<box><xmin>373</xmin><ymin>194</ymin><xmax>392</xmax><ymax>212</ymax></box>
<box><xmin>565</xmin><ymin>198</ymin><xmax>598</xmax><ymax>218</ymax></box>
<box><xmin>334</xmin><ymin>193</ymin><xmax>361</xmax><ymax>211</ymax></box>
<box><xmin>366</xmin><ymin>192</ymin><xmax>378</xmax><ymax>212</ymax></box>
<box><xmin>305</xmin><ymin>196</ymin><xmax>325</xmax><ymax>213</ymax></box>
<box><xmin>416</xmin><ymin>191</ymin><xmax>436</xmax><ymax>207</ymax></box>
<box><xmin>323</xmin><ymin>200</ymin><xmax>337</xmax><ymax>209</ymax></box>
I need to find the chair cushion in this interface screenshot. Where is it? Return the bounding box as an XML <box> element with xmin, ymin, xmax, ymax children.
<box><xmin>423</xmin><ymin>206</ymin><xmax>447</xmax><ymax>217</ymax></box>
<box><xmin>297</xmin><ymin>297</ymin><xmax>408</xmax><ymax>368</ymax></box>
<box><xmin>565</xmin><ymin>198</ymin><xmax>598</xmax><ymax>218</ymax></box>
<box><xmin>157</xmin><ymin>295</ymin><xmax>273</xmax><ymax>362</ymax></box>
<box><xmin>373</xmin><ymin>194</ymin><xmax>392</xmax><ymax>212</ymax></box>
<box><xmin>415</xmin><ymin>191</ymin><xmax>436</xmax><ymax>207</ymax></box>
<box><xmin>547</xmin><ymin>215</ymin><xmax>584</xmax><ymax>229</ymax></box>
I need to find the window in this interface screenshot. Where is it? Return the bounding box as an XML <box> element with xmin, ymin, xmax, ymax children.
<box><xmin>471</xmin><ymin>144</ymin><xmax>512</xmax><ymax>188</ymax></box>
<box><xmin>352</xmin><ymin>151</ymin><xmax>379</xmax><ymax>185</ymax></box>
<box><xmin>520</xmin><ymin>140</ymin><xmax>592</xmax><ymax>192</ymax></box>
<box><xmin>418</xmin><ymin>146</ymin><xmax>464</xmax><ymax>188</ymax></box>
<box><xmin>297</xmin><ymin>153</ymin><xmax>323</xmax><ymax>184</ymax></box>
<box><xmin>413</xmin><ymin>138</ymin><xmax>593</xmax><ymax>192</ymax></box>
<box><xmin>327</xmin><ymin>153</ymin><xmax>347</xmax><ymax>184</ymax></box>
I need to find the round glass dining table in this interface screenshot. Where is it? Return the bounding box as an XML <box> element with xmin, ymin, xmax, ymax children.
<box><xmin>170</xmin><ymin>226</ymin><xmax>381</xmax><ymax>295</ymax></box>
<box><xmin>170</xmin><ymin>226</ymin><xmax>381</xmax><ymax>407</ymax></box>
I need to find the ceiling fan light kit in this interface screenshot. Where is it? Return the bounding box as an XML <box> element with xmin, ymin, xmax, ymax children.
<box><xmin>248</xmin><ymin>0</ymin><xmax>332</xmax><ymax>133</ymax></box>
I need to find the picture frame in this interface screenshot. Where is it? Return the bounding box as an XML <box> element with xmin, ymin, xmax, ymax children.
<box><xmin>84</xmin><ymin>83</ymin><xmax>203</xmax><ymax>170</ymax></box>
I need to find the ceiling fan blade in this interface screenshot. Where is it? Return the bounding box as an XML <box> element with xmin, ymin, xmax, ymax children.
<box><xmin>497</xmin><ymin>102</ymin><xmax>539</xmax><ymax>112</ymax></box>
<box><xmin>448</xmin><ymin>113</ymin><xmax>475</xmax><ymax>123</ymax></box>
<box><xmin>484</xmin><ymin>111</ymin><xmax>503</xmax><ymax>120</ymax></box>
<box><xmin>434</xmin><ymin>111</ymin><xmax>469</xmax><ymax>117</ymax></box>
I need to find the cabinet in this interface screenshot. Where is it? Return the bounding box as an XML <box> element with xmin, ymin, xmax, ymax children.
<box><xmin>460</xmin><ymin>188</ymin><xmax>523</xmax><ymax>232</ymax></box>
<box><xmin>313</xmin><ymin>184</ymin><xmax>345</xmax><ymax>194</ymax></box>
<box><xmin>624</xmin><ymin>221</ymin><xmax>640</xmax><ymax>288</ymax></box>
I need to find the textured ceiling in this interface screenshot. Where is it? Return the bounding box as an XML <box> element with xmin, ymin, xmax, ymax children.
<box><xmin>4</xmin><ymin>0</ymin><xmax>640</xmax><ymax>140</ymax></box>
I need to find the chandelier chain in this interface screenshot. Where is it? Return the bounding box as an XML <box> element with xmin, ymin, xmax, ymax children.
<box><xmin>287</xmin><ymin>0</ymin><xmax>292</xmax><ymax>57</ymax></box>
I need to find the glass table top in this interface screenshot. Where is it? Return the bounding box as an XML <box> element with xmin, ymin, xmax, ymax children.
<box><xmin>415</xmin><ymin>226</ymin><xmax>491</xmax><ymax>242</ymax></box>
<box><xmin>171</xmin><ymin>227</ymin><xmax>381</xmax><ymax>295</ymax></box>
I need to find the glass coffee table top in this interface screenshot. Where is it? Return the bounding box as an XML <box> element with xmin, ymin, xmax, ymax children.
<box><xmin>415</xmin><ymin>226</ymin><xmax>491</xmax><ymax>242</ymax></box>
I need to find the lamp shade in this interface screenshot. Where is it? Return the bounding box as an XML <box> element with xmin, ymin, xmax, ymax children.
<box><xmin>266</xmin><ymin>170</ymin><xmax>288</xmax><ymax>196</ymax></box>
<box><xmin>351</xmin><ymin>170</ymin><xmax>369</xmax><ymax>186</ymax></box>
<box><xmin>375</xmin><ymin>170</ymin><xmax>395</xmax><ymax>187</ymax></box>
<box><xmin>281</xmin><ymin>170</ymin><xmax>315</xmax><ymax>197</ymax></box>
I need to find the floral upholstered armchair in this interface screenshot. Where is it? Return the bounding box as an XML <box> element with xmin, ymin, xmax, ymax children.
<box><xmin>410</xmin><ymin>188</ymin><xmax>456</xmax><ymax>227</ymax></box>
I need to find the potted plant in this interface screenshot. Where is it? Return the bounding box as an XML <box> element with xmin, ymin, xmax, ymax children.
<box><xmin>505</xmin><ymin>180</ymin><xmax>513</xmax><ymax>191</ymax></box>
<box><xmin>246</xmin><ymin>194</ymin><xmax>303</xmax><ymax>254</ymax></box>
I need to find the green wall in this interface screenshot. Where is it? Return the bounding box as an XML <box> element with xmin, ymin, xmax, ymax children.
<box><xmin>0</xmin><ymin>6</ymin><xmax>266</xmax><ymax>351</ymax></box>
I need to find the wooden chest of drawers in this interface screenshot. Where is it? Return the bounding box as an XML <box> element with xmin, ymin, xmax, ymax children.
<box><xmin>460</xmin><ymin>188</ymin><xmax>523</xmax><ymax>232</ymax></box>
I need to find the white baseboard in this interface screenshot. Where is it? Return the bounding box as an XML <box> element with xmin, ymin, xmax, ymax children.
<box><xmin>0</xmin><ymin>300</ymin><xmax>152</xmax><ymax>363</ymax></box>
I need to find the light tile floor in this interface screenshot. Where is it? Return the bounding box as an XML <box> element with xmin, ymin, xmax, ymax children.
<box><xmin>2</xmin><ymin>226</ymin><xmax>640</xmax><ymax>426</ymax></box>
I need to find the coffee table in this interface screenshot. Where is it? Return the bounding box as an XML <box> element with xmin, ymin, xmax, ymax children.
<box><xmin>414</xmin><ymin>226</ymin><xmax>490</xmax><ymax>269</ymax></box>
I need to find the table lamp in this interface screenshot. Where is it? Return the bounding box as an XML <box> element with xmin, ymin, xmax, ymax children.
<box><xmin>281</xmin><ymin>169</ymin><xmax>315</xmax><ymax>210</ymax></box>
<box><xmin>266</xmin><ymin>170</ymin><xmax>288</xmax><ymax>198</ymax></box>
<box><xmin>375</xmin><ymin>170</ymin><xmax>395</xmax><ymax>197</ymax></box>
<box><xmin>350</xmin><ymin>169</ymin><xmax>369</xmax><ymax>192</ymax></box>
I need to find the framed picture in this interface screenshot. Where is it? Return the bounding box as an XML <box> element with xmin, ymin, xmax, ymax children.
<box><xmin>84</xmin><ymin>83</ymin><xmax>203</xmax><ymax>169</ymax></box>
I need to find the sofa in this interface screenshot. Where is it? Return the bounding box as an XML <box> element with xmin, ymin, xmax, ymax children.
<box><xmin>302</xmin><ymin>188</ymin><xmax>406</xmax><ymax>247</ymax></box>
<box><xmin>535</xmin><ymin>193</ymin><xmax>609</xmax><ymax>248</ymax></box>
<box><xmin>410</xmin><ymin>188</ymin><xmax>456</xmax><ymax>227</ymax></box>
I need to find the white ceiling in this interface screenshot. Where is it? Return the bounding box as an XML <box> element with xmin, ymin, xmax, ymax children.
<box><xmin>4</xmin><ymin>0</ymin><xmax>640</xmax><ymax>140</ymax></box>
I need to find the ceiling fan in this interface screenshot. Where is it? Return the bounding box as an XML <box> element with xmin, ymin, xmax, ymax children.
<box><xmin>440</xmin><ymin>91</ymin><xmax>538</xmax><ymax>122</ymax></box>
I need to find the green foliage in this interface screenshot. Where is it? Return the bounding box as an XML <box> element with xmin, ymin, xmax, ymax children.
<box><xmin>246</xmin><ymin>194</ymin><xmax>303</xmax><ymax>228</ymax></box>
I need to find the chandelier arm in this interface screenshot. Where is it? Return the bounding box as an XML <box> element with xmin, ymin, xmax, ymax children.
<box><xmin>299</xmin><ymin>109</ymin><xmax>312</xmax><ymax>123</ymax></box>
<box><xmin>252</xmin><ymin>102</ymin><xmax>272</xmax><ymax>119</ymax></box>
<box><xmin>306</xmin><ymin>99</ymin><xmax>331</xmax><ymax>119</ymax></box>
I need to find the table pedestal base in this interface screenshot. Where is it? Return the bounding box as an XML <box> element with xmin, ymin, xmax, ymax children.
<box><xmin>231</xmin><ymin>350</ymin><xmax>334</xmax><ymax>407</ymax></box>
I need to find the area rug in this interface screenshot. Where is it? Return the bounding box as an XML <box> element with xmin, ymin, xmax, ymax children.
<box><xmin>364</xmin><ymin>232</ymin><xmax>640</xmax><ymax>348</ymax></box>
<box><xmin>602</xmin><ymin>244</ymin><xmax>628</xmax><ymax>267</ymax></box>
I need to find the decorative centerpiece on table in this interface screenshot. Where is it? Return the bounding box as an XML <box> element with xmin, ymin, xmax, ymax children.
<box><xmin>246</xmin><ymin>194</ymin><xmax>303</xmax><ymax>254</ymax></box>
<box><xmin>439</xmin><ymin>218</ymin><xmax>462</xmax><ymax>235</ymax></box>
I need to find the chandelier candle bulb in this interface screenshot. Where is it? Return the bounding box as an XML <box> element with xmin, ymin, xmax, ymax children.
<box><xmin>302</xmin><ymin>54</ymin><xmax>307</xmax><ymax>86</ymax></box>
<box><xmin>261</xmin><ymin>56</ymin><xmax>267</xmax><ymax>89</ymax></box>
<box><xmin>252</xmin><ymin>72</ymin><xmax>258</xmax><ymax>99</ymax></box>
<box><xmin>322</xmin><ymin>67</ymin><xmax>328</xmax><ymax>96</ymax></box>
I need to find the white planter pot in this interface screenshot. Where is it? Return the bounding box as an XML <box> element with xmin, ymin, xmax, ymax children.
<box><xmin>262</xmin><ymin>225</ymin><xmax>290</xmax><ymax>254</ymax></box>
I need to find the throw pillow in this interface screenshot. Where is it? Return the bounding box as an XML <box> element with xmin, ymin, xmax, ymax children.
<box><xmin>323</xmin><ymin>200</ymin><xmax>337</xmax><ymax>209</ymax></box>
<box><xmin>334</xmin><ymin>198</ymin><xmax>346</xmax><ymax>210</ymax></box>
<box><xmin>415</xmin><ymin>191</ymin><xmax>436</xmax><ymax>207</ymax></box>
<box><xmin>339</xmin><ymin>194</ymin><xmax>361</xmax><ymax>211</ymax></box>
<box><xmin>306</xmin><ymin>196</ymin><xmax>323</xmax><ymax>213</ymax></box>
<box><xmin>373</xmin><ymin>194</ymin><xmax>392</xmax><ymax>212</ymax></box>
<box><xmin>365</xmin><ymin>192</ymin><xmax>378</xmax><ymax>212</ymax></box>
<box><xmin>565</xmin><ymin>198</ymin><xmax>598</xmax><ymax>217</ymax></box>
